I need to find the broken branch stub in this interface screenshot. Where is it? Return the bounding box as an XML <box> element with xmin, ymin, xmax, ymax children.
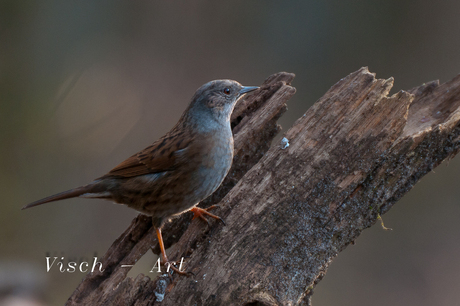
<box><xmin>160</xmin><ymin>68</ymin><xmax>460</xmax><ymax>306</ymax></box>
<box><xmin>67</xmin><ymin>67</ymin><xmax>460</xmax><ymax>306</ymax></box>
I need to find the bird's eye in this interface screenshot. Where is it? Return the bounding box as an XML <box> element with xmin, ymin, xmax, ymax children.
<box><xmin>223</xmin><ymin>88</ymin><xmax>231</xmax><ymax>95</ymax></box>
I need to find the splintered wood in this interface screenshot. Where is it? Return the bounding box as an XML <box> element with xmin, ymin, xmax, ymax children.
<box><xmin>67</xmin><ymin>68</ymin><xmax>460</xmax><ymax>306</ymax></box>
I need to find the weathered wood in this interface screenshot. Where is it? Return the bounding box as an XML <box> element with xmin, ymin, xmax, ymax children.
<box><xmin>67</xmin><ymin>68</ymin><xmax>460</xmax><ymax>305</ymax></box>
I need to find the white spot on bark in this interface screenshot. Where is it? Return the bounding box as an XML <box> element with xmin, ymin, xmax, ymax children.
<box><xmin>281</xmin><ymin>137</ymin><xmax>290</xmax><ymax>149</ymax></box>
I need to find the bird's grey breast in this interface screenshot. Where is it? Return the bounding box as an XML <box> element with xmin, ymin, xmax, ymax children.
<box><xmin>191</xmin><ymin>126</ymin><xmax>233</xmax><ymax>200</ymax></box>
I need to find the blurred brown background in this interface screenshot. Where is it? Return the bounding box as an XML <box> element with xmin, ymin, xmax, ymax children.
<box><xmin>1</xmin><ymin>1</ymin><xmax>460</xmax><ymax>305</ymax></box>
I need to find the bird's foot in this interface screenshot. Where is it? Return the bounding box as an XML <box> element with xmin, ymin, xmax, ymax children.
<box><xmin>161</xmin><ymin>259</ymin><xmax>192</xmax><ymax>276</ymax></box>
<box><xmin>190</xmin><ymin>205</ymin><xmax>225</xmax><ymax>225</ymax></box>
<box><xmin>155</xmin><ymin>227</ymin><xmax>192</xmax><ymax>277</ymax></box>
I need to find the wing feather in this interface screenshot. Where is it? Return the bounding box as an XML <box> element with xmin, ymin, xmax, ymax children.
<box><xmin>100</xmin><ymin>130</ymin><xmax>192</xmax><ymax>178</ymax></box>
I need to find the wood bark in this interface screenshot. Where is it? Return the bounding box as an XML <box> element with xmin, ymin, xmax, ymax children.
<box><xmin>66</xmin><ymin>68</ymin><xmax>460</xmax><ymax>305</ymax></box>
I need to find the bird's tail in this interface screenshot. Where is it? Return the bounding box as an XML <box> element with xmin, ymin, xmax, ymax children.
<box><xmin>22</xmin><ymin>182</ymin><xmax>105</xmax><ymax>210</ymax></box>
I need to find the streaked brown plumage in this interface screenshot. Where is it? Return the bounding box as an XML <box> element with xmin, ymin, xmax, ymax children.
<box><xmin>23</xmin><ymin>80</ymin><xmax>258</xmax><ymax>273</ymax></box>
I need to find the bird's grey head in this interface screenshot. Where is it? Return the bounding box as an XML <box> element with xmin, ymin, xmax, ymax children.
<box><xmin>184</xmin><ymin>80</ymin><xmax>258</xmax><ymax>129</ymax></box>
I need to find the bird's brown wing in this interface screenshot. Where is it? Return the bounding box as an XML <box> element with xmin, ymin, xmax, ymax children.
<box><xmin>100</xmin><ymin>130</ymin><xmax>193</xmax><ymax>178</ymax></box>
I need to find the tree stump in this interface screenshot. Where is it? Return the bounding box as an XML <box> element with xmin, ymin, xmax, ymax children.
<box><xmin>66</xmin><ymin>68</ymin><xmax>460</xmax><ymax>305</ymax></box>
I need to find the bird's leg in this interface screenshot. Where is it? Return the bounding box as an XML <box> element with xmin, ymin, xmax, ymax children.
<box><xmin>155</xmin><ymin>227</ymin><xmax>188</xmax><ymax>275</ymax></box>
<box><xmin>190</xmin><ymin>205</ymin><xmax>225</xmax><ymax>225</ymax></box>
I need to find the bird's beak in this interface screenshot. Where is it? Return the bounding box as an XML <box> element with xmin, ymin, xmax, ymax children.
<box><xmin>239</xmin><ymin>86</ymin><xmax>259</xmax><ymax>96</ymax></box>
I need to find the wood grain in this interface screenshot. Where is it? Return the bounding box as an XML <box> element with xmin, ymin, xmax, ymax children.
<box><xmin>67</xmin><ymin>68</ymin><xmax>460</xmax><ymax>305</ymax></box>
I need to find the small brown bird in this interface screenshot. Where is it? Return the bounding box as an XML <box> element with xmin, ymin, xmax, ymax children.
<box><xmin>23</xmin><ymin>80</ymin><xmax>258</xmax><ymax>273</ymax></box>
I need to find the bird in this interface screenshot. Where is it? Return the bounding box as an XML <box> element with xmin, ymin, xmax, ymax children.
<box><xmin>23</xmin><ymin>80</ymin><xmax>259</xmax><ymax>273</ymax></box>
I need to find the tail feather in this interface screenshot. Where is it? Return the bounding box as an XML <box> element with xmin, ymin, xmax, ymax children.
<box><xmin>22</xmin><ymin>184</ymin><xmax>102</xmax><ymax>210</ymax></box>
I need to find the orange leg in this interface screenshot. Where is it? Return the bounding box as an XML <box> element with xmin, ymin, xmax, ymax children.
<box><xmin>155</xmin><ymin>227</ymin><xmax>169</xmax><ymax>263</ymax></box>
<box><xmin>155</xmin><ymin>227</ymin><xmax>188</xmax><ymax>275</ymax></box>
<box><xmin>190</xmin><ymin>205</ymin><xmax>225</xmax><ymax>225</ymax></box>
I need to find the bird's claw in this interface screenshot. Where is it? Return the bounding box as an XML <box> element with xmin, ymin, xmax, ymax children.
<box><xmin>161</xmin><ymin>260</ymin><xmax>190</xmax><ymax>276</ymax></box>
<box><xmin>190</xmin><ymin>205</ymin><xmax>225</xmax><ymax>226</ymax></box>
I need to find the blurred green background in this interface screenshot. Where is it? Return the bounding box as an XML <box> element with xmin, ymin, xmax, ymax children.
<box><xmin>2</xmin><ymin>1</ymin><xmax>460</xmax><ymax>305</ymax></box>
